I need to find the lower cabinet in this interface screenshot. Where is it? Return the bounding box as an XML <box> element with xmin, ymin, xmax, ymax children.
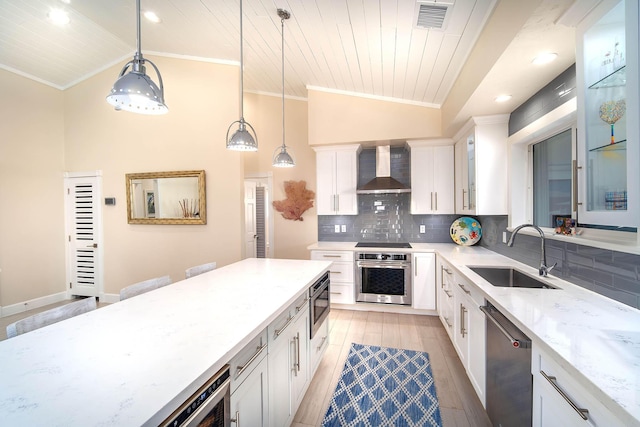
<box><xmin>532</xmin><ymin>344</ymin><xmax>623</xmax><ymax>427</ymax></box>
<box><xmin>268</xmin><ymin>293</ymin><xmax>311</xmax><ymax>427</ymax></box>
<box><xmin>309</xmin><ymin>317</ymin><xmax>329</xmax><ymax>373</ymax></box>
<box><xmin>436</xmin><ymin>258</ymin><xmax>455</xmax><ymax>340</ymax></box>
<box><xmin>451</xmin><ymin>268</ymin><xmax>486</xmax><ymax>407</ymax></box>
<box><xmin>310</xmin><ymin>250</ymin><xmax>355</xmax><ymax>305</ymax></box>
<box><xmin>412</xmin><ymin>253</ymin><xmax>436</xmax><ymax>310</ymax></box>
<box><xmin>230</xmin><ymin>355</ymin><xmax>269</xmax><ymax>427</ymax></box>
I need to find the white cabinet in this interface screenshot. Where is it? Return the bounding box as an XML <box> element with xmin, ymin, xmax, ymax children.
<box><xmin>454</xmin><ymin>115</ymin><xmax>509</xmax><ymax>215</ymax></box>
<box><xmin>412</xmin><ymin>253</ymin><xmax>436</xmax><ymax>310</ymax></box>
<box><xmin>230</xmin><ymin>329</ymin><xmax>269</xmax><ymax>427</ymax></box>
<box><xmin>311</xmin><ymin>250</ymin><xmax>355</xmax><ymax>305</ymax></box>
<box><xmin>314</xmin><ymin>145</ymin><xmax>361</xmax><ymax>215</ymax></box>
<box><xmin>532</xmin><ymin>344</ymin><xmax>624</xmax><ymax>427</ymax></box>
<box><xmin>407</xmin><ymin>141</ymin><xmax>455</xmax><ymax>214</ymax></box>
<box><xmin>452</xmin><ymin>272</ymin><xmax>486</xmax><ymax>406</ymax></box>
<box><xmin>436</xmin><ymin>257</ymin><xmax>455</xmax><ymax>340</ymax></box>
<box><xmin>576</xmin><ymin>0</ymin><xmax>638</xmax><ymax>228</ymax></box>
<box><xmin>268</xmin><ymin>293</ymin><xmax>310</xmax><ymax>427</ymax></box>
<box><xmin>309</xmin><ymin>317</ymin><xmax>329</xmax><ymax>373</ymax></box>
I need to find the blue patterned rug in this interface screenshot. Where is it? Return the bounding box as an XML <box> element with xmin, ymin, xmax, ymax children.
<box><xmin>322</xmin><ymin>343</ymin><xmax>443</xmax><ymax>427</ymax></box>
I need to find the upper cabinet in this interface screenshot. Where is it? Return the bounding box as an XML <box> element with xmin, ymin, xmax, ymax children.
<box><xmin>454</xmin><ymin>115</ymin><xmax>510</xmax><ymax>215</ymax></box>
<box><xmin>408</xmin><ymin>140</ymin><xmax>455</xmax><ymax>214</ymax></box>
<box><xmin>314</xmin><ymin>145</ymin><xmax>361</xmax><ymax>215</ymax></box>
<box><xmin>576</xmin><ymin>0</ymin><xmax>638</xmax><ymax>228</ymax></box>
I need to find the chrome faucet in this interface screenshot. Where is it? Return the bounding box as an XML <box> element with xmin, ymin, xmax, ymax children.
<box><xmin>507</xmin><ymin>224</ymin><xmax>557</xmax><ymax>276</ymax></box>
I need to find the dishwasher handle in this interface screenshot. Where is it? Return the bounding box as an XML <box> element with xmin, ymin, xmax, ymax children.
<box><xmin>480</xmin><ymin>305</ymin><xmax>530</xmax><ymax>349</ymax></box>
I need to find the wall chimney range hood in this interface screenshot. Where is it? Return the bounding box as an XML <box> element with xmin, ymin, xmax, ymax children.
<box><xmin>357</xmin><ymin>145</ymin><xmax>411</xmax><ymax>194</ymax></box>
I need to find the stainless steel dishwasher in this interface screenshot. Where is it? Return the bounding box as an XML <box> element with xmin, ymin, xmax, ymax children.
<box><xmin>480</xmin><ymin>302</ymin><xmax>532</xmax><ymax>427</ymax></box>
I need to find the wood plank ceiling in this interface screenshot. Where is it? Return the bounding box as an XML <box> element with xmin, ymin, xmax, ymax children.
<box><xmin>1</xmin><ymin>0</ymin><xmax>497</xmax><ymax>106</ymax></box>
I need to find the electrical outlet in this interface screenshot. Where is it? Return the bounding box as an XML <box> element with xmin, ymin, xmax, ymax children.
<box><xmin>503</xmin><ymin>231</ymin><xmax>507</xmax><ymax>243</ymax></box>
<box><xmin>334</xmin><ymin>225</ymin><xmax>340</xmax><ymax>233</ymax></box>
<box><xmin>341</xmin><ymin>224</ymin><xmax>346</xmax><ymax>233</ymax></box>
<box><xmin>420</xmin><ymin>225</ymin><xmax>426</xmax><ymax>233</ymax></box>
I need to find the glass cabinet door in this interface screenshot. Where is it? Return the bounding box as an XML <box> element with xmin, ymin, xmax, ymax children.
<box><xmin>577</xmin><ymin>0</ymin><xmax>637</xmax><ymax>228</ymax></box>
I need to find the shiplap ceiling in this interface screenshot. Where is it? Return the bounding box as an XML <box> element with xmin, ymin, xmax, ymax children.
<box><xmin>1</xmin><ymin>0</ymin><xmax>578</xmax><ymax>112</ymax></box>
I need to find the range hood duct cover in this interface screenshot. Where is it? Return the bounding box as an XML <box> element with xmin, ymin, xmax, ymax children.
<box><xmin>357</xmin><ymin>146</ymin><xmax>411</xmax><ymax>194</ymax></box>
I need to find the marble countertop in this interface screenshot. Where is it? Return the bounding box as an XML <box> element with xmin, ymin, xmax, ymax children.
<box><xmin>309</xmin><ymin>241</ymin><xmax>640</xmax><ymax>425</ymax></box>
<box><xmin>0</xmin><ymin>258</ymin><xmax>332</xmax><ymax>426</ymax></box>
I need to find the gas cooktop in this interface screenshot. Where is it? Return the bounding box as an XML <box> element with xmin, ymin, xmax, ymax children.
<box><xmin>355</xmin><ymin>242</ymin><xmax>412</xmax><ymax>249</ymax></box>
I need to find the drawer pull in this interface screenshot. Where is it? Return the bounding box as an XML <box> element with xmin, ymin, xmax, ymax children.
<box><xmin>235</xmin><ymin>341</ymin><xmax>267</xmax><ymax>378</ymax></box>
<box><xmin>540</xmin><ymin>370</ymin><xmax>589</xmax><ymax>420</ymax></box>
<box><xmin>323</xmin><ymin>255</ymin><xmax>342</xmax><ymax>258</ymax></box>
<box><xmin>295</xmin><ymin>296</ymin><xmax>310</xmax><ymax>313</ymax></box>
<box><xmin>458</xmin><ymin>283</ymin><xmax>471</xmax><ymax>295</ymax></box>
<box><xmin>330</xmin><ymin>271</ymin><xmax>341</xmax><ymax>274</ymax></box>
<box><xmin>317</xmin><ymin>335</ymin><xmax>328</xmax><ymax>351</ymax></box>
<box><xmin>274</xmin><ymin>315</ymin><xmax>294</xmax><ymax>338</ymax></box>
<box><xmin>443</xmin><ymin>316</ymin><xmax>452</xmax><ymax>328</ymax></box>
<box><xmin>330</xmin><ymin>291</ymin><xmax>343</xmax><ymax>295</ymax></box>
<box><xmin>443</xmin><ymin>289</ymin><xmax>452</xmax><ymax>298</ymax></box>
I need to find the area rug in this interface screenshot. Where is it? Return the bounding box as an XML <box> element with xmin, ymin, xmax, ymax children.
<box><xmin>322</xmin><ymin>343</ymin><xmax>443</xmax><ymax>427</ymax></box>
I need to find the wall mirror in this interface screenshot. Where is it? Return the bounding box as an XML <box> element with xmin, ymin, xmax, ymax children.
<box><xmin>126</xmin><ymin>170</ymin><xmax>206</xmax><ymax>224</ymax></box>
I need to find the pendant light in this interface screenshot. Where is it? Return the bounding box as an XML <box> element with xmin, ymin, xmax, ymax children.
<box><xmin>106</xmin><ymin>0</ymin><xmax>168</xmax><ymax>115</ymax></box>
<box><xmin>226</xmin><ymin>0</ymin><xmax>258</xmax><ymax>151</ymax></box>
<box><xmin>272</xmin><ymin>9</ymin><xmax>295</xmax><ymax>168</ymax></box>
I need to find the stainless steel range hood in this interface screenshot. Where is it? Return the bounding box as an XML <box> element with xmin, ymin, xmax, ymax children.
<box><xmin>356</xmin><ymin>145</ymin><xmax>411</xmax><ymax>194</ymax></box>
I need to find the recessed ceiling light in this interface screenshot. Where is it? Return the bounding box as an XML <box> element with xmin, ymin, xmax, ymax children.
<box><xmin>532</xmin><ymin>52</ymin><xmax>558</xmax><ymax>65</ymax></box>
<box><xmin>495</xmin><ymin>95</ymin><xmax>512</xmax><ymax>103</ymax></box>
<box><xmin>48</xmin><ymin>8</ymin><xmax>70</xmax><ymax>25</ymax></box>
<box><xmin>144</xmin><ymin>11</ymin><xmax>162</xmax><ymax>23</ymax></box>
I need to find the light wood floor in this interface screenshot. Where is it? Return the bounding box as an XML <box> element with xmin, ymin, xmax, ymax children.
<box><xmin>293</xmin><ymin>309</ymin><xmax>492</xmax><ymax>427</ymax></box>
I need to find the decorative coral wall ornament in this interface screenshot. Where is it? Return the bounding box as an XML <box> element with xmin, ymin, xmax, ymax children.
<box><xmin>272</xmin><ymin>180</ymin><xmax>315</xmax><ymax>221</ymax></box>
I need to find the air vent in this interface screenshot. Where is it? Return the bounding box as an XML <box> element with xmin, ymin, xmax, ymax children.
<box><xmin>415</xmin><ymin>1</ymin><xmax>453</xmax><ymax>29</ymax></box>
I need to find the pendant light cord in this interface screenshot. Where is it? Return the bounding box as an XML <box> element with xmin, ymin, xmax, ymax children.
<box><xmin>281</xmin><ymin>15</ymin><xmax>285</xmax><ymax>149</ymax></box>
<box><xmin>239</xmin><ymin>0</ymin><xmax>245</xmax><ymax>120</ymax></box>
<box><xmin>135</xmin><ymin>0</ymin><xmax>142</xmax><ymax>55</ymax></box>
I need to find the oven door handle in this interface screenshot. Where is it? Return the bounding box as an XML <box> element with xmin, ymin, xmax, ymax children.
<box><xmin>357</xmin><ymin>262</ymin><xmax>410</xmax><ymax>268</ymax></box>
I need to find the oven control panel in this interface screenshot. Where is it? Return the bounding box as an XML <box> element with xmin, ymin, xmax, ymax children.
<box><xmin>357</xmin><ymin>252</ymin><xmax>409</xmax><ymax>261</ymax></box>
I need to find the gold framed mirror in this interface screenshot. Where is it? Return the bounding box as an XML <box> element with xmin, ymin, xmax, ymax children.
<box><xmin>126</xmin><ymin>170</ymin><xmax>206</xmax><ymax>224</ymax></box>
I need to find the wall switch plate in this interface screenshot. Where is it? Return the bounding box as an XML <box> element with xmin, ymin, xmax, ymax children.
<box><xmin>420</xmin><ymin>225</ymin><xmax>426</xmax><ymax>233</ymax></box>
<box><xmin>502</xmin><ymin>231</ymin><xmax>507</xmax><ymax>243</ymax></box>
<box><xmin>341</xmin><ymin>225</ymin><xmax>346</xmax><ymax>233</ymax></box>
<box><xmin>334</xmin><ymin>225</ymin><xmax>340</xmax><ymax>233</ymax></box>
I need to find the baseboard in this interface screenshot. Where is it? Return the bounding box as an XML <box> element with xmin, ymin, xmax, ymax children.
<box><xmin>1</xmin><ymin>292</ymin><xmax>68</xmax><ymax>318</ymax></box>
<box><xmin>331</xmin><ymin>302</ymin><xmax>437</xmax><ymax>316</ymax></box>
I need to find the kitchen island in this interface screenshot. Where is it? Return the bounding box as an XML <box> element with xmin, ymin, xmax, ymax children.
<box><xmin>0</xmin><ymin>258</ymin><xmax>331</xmax><ymax>426</ymax></box>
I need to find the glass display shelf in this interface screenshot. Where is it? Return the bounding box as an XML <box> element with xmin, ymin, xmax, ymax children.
<box><xmin>588</xmin><ymin>66</ymin><xmax>626</xmax><ymax>89</ymax></box>
<box><xmin>589</xmin><ymin>139</ymin><xmax>627</xmax><ymax>152</ymax></box>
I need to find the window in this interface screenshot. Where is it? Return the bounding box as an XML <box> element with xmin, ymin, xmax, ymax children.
<box><xmin>531</xmin><ymin>129</ymin><xmax>573</xmax><ymax>228</ymax></box>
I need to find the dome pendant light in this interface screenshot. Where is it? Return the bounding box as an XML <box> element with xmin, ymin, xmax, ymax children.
<box><xmin>226</xmin><ymin>0</ymin><xmax>258</xmax><ymax>151</ymax></box>
<box><xmin>106</xmin><ymin>0</ymin><xmax>168</xmax><ymax>115</ymax></box>
<box><xmin>273</xmin><ymin>9</ymin><xmax>295</xmax><ymax>168</ymax></box>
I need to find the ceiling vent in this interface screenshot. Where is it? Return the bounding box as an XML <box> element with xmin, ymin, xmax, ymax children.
<box><xmin>415</xmin><ymin>1</ymin><xmax>454</xmax><ymax>30</ymax></box>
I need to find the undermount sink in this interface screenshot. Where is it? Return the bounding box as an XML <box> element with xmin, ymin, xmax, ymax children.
<box><xmin>468</xmin><ymin>266</ymin><xmax>558</xmax><ymax>289</ymax></box>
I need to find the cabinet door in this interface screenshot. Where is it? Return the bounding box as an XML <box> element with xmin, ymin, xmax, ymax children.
<box><xmin>455</xmin><ymin>136</ymin><xmax>474</xmax><ymax>215</ymax></box>
<box><xmin>410</xmin><ymin>147</ymin><xmax>434</xmax><ymax>214</ymax></box>
<box><xmin>412</xmin><ymin>253</ymin><xmax>436</xmax><ymax>310</ymax></box>
<box><xmin>452</xmin><ymin>285</ymin><xmax>469</xmax><ymax>367</ymax></box>
<box><xmin>334</xmin><ymin>149</ymin><xmax>358</xmax><ymax>215</ymax></box>
<box><xmin>268</xmin><ymin>327</ymin><xmax>293</xmax><ymax>427</ymax></box>
<box><xmin>291</xmin><ymin>308</ymin><xmax>310</xmax><ymax>409</ymax></box>
<box><xmin>231</xmin><ymin>355</ymin><xmax>269</xmax><ymax>427</ymax></box>
<box><xmin>432</xmin><ymin>145</ymin><xmax>455</xmax><ymax>214</ymax></box>
<box><xmin>316</xmin><ymin>151</ymin><xmax>336</xmax><ymax>215</ymax></box>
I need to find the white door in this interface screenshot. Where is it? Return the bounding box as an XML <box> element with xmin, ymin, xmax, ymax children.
<box><xmin>64</xmin><ymin>172</ymin><xmax>103</xmax><ymax>298</ymax></box>
<box><xmin>244</xmin><ymin>181</ymin><xmax>258</xmax><ymax>258</ymax></box>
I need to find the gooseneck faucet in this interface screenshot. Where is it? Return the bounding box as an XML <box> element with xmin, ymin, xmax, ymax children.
<box><xmin>507</xmin><ymin>224</ymin><xmax>557</xmax><ymax>276</ymax></box>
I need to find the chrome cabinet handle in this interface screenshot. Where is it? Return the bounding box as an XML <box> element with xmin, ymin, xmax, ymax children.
<box><xmin>317</xmin><ymin>335</ymin><xmax>328</xmax><ymax>351</ymax></box>
<box><xmin>540</xmin><ymin>370</ymin><xmax>589</xmax><ymax>420</ymax></box>
<box><xmin>458</xmin><ymin>283</ymin><xmax>471</xmax><ymax>295</ymax></box>
<box><xmin>443</xmin><ymin>289</ymin><xmax>452</xmax><ymax>298</ymax></box>
<box><xmin>435</xmin><ymin>192</ymin><xmax>438</xmax><ymax>211</ymax></box>
<box><xmin>235</xmin><ymin>341</ymin><xmax>267</xmax><ymax>379</ymax></box>
<box><xmin>460</xmin><ymin>304</ymin><xmax>467</xmax><ymax>337</ymax></box>
<box><xmin>430</xmin><ymin>192</ymin><xmax>434</xmax><ymax>211</ymax></box>
<box><xmin>330</xmin><ymin>291</ymin><xmax>342</xmax><ymax>295</ymax></box>
<box><xmin>274</xmin><ymin>315</ymin><xmax>294</xmax><ymax>338</ymax></box>
<box><xmin>462</xmin><ymin>189</ymin><xmax>467</xmax><ymax>209</ymax></box>
<box><xmin>296</xmin><ymin>297</ymin><xmax>310</xmax><ymax>313</ymax></box>
<box><xmin>443</xmin><ymin>316</ymin><xmax>452</xmax><ymax>328</ymax></box>
<box><xmin>330</xmin><ymin>270</ymin><xmax>341</xmax><ymax>274</ymax></box>
<box><xmin>292</xmin><ymin>333</ymin><xmax>301</xmax><ymax>375</ymax></box>
<box><xmin>230</xmin><ymin>411</ymin><xmax>240</xmax><ymax>426</ymax></box>
<box><xmin>323</xmin><ymin>255</ymin><xmax>341</xmax><ymax>258</ymax></box>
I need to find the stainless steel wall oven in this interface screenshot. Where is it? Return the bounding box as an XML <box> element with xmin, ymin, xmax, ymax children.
<box><xmin>356</xmin><ymin>252</ymin><xmax>412</xmax><ymax>305</ymax></box>
<box><xmin>310</xmin><ymin>272</ymin><xmax>330</xmax><ymax>338</ymax></box>
<box><xmin>161</xmin><ymin>365</ymin><xmax>230</xmax><ymax>427</ymax></box>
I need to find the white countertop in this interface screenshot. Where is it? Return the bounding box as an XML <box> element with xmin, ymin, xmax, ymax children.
<box><xmin>0</xmin><ymin>258</ymin><xmax>332</xmax><ymax>426</ymax></box>
<box><xmin>309</xmin><ymin>241</ymin><xmax>640</xmax><ymax>426</ymax></box>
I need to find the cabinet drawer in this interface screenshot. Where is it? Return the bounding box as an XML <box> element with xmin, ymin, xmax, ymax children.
<box><xmin>229</xmin><ymin>328</ymin><xmax>268</xmax><ymax>392</ymax></box>
<box><xmin>327</xmin><ymin>261</ymin><xmax>354</xmax><ymax>283</ymax></box>
<box><xmin>311</xmin><ymin>250</ymin><xmax>354</xmax><ymax>262</ymax></box>
<box><xmin>329</xmin><ymin>283</ymin><xmax>354</xmax><ymax>305</ymax></box>
<box><xmin>268</xmin><ymin>291</ymin><xmax>308</xmax><ymax>344</ymax></box>
<box><xmin>310</xmin><ymin>318</ymin><xmax>329</xmax><ymax>373</ymax></box>
<box><xmin>455</xmin><ymin>275</ymin><xmax>484</xmax><ymax>306</ymax></box>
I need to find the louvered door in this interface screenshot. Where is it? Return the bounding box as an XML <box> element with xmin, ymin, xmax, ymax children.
<box><xmin>65</xmin><ymin>173</ymin><xmax>102</xmax><ymax>297</ymax></box>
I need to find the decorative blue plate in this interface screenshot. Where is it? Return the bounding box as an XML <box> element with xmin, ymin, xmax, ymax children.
<box><xmin>450</xmin><ymin>217</ymin><xmax>482</xmax><ymax>246</ymax></box>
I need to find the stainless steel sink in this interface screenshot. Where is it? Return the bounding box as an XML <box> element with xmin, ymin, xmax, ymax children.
<box><xmin>468</xmin><ymin>266</ymin><xmax>558</xmax><ymax>289</ymax></box>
